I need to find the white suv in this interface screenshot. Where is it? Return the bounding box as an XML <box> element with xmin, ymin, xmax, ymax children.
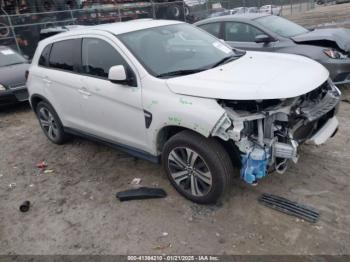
<box><xmin>27</xmin><ymin>20</ymin><xmax>340</xmax><ymax>204</ymax></box>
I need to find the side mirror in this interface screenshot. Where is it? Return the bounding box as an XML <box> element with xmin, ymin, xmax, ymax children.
<box><xmin>255</xmin><ymin>34</ymin><xmax>273</xmax><ymax>43</ymax></box>
<box><xmin>108</xmin><ymin>65</ymin><xmax>129</xmax><ymax>85</ymax></box>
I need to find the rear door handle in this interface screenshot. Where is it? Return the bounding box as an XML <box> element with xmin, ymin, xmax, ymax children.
<box><xmin>78</xmin><ymin>87</ymin><xmax>91</xmax><ymax>96</ymax></box>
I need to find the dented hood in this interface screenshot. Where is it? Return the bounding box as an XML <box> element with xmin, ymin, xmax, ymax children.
<box><xmin>292</xmin><ymin>28</ymin><xmax>350</xmax><ymax>52</ymax></box>
<box><xmin>166</xmin><ymin>51</ymin><xmax>329</xmax><ymax>100</ymax></box>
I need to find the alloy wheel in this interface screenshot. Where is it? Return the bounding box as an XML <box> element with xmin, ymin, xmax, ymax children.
<box><xmin>168</xmin><ymin>147</ymin><xmax>212</xmax><ymax>197</ymax></box>
<box><xmin>38</xmin><ymin>107</ymin><xmax>59</xmax><ymax>140</ymax></box>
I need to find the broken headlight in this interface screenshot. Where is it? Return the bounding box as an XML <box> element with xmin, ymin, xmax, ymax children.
<box><xmin>324</xmin><ymin>48</ymin><xmax>347</xmax><ymax>59</ymax></box>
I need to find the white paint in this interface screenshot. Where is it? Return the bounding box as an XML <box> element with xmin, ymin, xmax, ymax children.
<box><xmin>28</xmin><ymin>20</ymin><xmax>333</xmax><ymax>157</ymax></box>
<box><xmin>1</xmin><ymin>49</ymin><xmax>15</xmax><ymax>55</ymax></box>
<box><xmin>167</xmin><ymin>51</ymin><xmax>329</xmax><ymax>100</ymax></box>
<box><xmin>108</xmin><ymin>65</ymin><xmax>127</xmax><ymax>82</ymax></box>
<box><xmin>212</xmin><ymin>41</ymin><xmax>232</xmax><ymax>54</ymax></box>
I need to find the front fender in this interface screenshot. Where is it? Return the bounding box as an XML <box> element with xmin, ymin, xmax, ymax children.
<box><xmin>144</xmin><ymin>92</ymin><xmax>225</xmax><ymax>155</ymax></box>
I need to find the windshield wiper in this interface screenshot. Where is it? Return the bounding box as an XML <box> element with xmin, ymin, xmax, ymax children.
<box><xmin>157</xmin><ymin>69</ymin><xmax>204</xmax><ymax>78</ymax></box>
<box><xmin>5</xmin><ymin>62</ymin><xmax>25</xmax><ymax>67</ymax></box>
<box><xmin>211</xmin><ymin>54</ymin><xmax>240</xmax><ymax>68</ymax></box>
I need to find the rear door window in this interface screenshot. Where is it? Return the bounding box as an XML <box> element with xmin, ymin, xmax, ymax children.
<box><xmin>224</xmin><ymin>22</ymin><xmax>264</xmax><ymax>42</ymax></box>
<box><xmin>49</xmin><ymin>39</ymin><xmax>81</xmax><ymax>72</ymax></box>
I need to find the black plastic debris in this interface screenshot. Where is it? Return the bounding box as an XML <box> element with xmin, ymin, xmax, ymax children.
<box><xmin>19</xmin><ymin>201</ymin><xmax>31</xmax><ymax>212</ymax></box>
<box><xmin>258</xmin><ymin>193</ymin><xmax>320</xmax><ymax>223</ymax></box>
<box><xmin>116</xmin><ymin>187</ymin><xmax>167</xmax><ymax>201</ymax></box>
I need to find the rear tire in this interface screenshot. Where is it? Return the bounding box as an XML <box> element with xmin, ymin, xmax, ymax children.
<box><xmin>162</xmin><ymin>130</ymin><xmax>233</xmax><ymax>204</ymax></box>
<box><xmin>35</xmin><ymin>101</ymin><xmax>69</xmax><ymax>144</ymax></box>
<box><xmin>0</xmin><ymin>22</ymin><xmax>10</xmax><ymax>38</ymax></box>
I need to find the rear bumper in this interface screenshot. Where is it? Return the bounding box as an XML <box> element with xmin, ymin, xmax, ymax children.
<box><xmin>0</xmin><ymin>85</ymin><xmax>28</xmax><ymax>106</ymax></box>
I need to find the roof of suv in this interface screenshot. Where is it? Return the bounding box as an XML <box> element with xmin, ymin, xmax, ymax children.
<box><xmin>56</xmin><ymin>19</ymin><xmax>183</xmax><ymax>38</ymax></box>
<box><xmin>94</xmin><ymin>19</ymin><xmax>183</xmax><ymax>35</ymax></box>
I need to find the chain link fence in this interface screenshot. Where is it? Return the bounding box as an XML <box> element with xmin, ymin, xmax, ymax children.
<box><xmin>1</xmin><ymin>0</ymin><xmax>315</xmax><ymax>58</ymax></box>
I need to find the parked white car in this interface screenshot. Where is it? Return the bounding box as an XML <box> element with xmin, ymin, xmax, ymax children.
<box><xmin>27</xmin><ymin>20</ymin><xmax>340</xmax><ymax>204</ymax></box>
<box><xmin>230</xmin><ymin>7</ymin><xmax>249</xmax><ymax>14</ymax></box>
<box><xmin>259</xmin><ymin>5</ymin><xmax>282</xmax><ymax>16</ymax></box>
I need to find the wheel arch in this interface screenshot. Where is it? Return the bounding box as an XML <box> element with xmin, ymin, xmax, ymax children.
<box><xmin>156</xmin><ymin>125</ymin><xmax>206</xmax><ymax>153</ymax></box>
<box><xmin>156</xmin><ymin>125</ymin><xmax>241</xmax><ymax>169</ymax></box>
<box><xmin>30</xmin><ymin>94</ymin><xmax>51</xmax><ymax>111</ymax></box>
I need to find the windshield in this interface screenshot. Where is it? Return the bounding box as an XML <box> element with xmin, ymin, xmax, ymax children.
<box><xmin>118</xmin><ymin>23</ymin><xmax>240</xmax><ymax>77</ymax></box>
<box><xmin>0</xmin><ymin>48</ymin><xmax>26</xmax><ymax>67</ymax></box>
<box><xmin>255</xmin><ymin>15</ymin><xmax>309</xmax><ymax>38</ymax></box>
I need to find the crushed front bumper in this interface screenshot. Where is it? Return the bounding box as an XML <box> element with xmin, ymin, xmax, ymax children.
<box><xmin>0</xmin><ymin>85</ymin><xmax>28</xmax><ymax>106</ymax></box>
<box><xmin>323</xmin><ymin>58</ymin><xmax>350</xmax><ymax>85</ymax></box>
<box><xmin>212</xmin><ymin>79</ymin><xmax>341</xmax><ymax>184</ymax></box>
<box><xmin>306</xmin><ymin>117</ymin><xmax>339</xmax><ymax>145</ymax></box>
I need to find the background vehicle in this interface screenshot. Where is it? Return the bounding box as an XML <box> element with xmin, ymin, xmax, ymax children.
<box><xmin>231</xmin><ymin>7</ymin><xmax>248</xmax><ymax>14</ymax></box>
<box><xmin>27</xmin><ymin>20</ymin><xmax>339</xmax><ymax>203</ymax></box>
<box><xmin>195</xmin><ymin>14</ymin><xmax>350</xmax><ymax>85</ymax></box>
<box><xmin>247</xmin><ymin>6</ymin><xmax>259</xmax><ymax>13</ymax></box>
<box><xmin>336</xmin><ymin>0</ymin><xmax>350</xmax><ymax>4</ymax></box>
<box><xmin>0</xmin><ymin>46</ymin><xmax>29</xmax><ymax>106</ymax></box>
<box><xmin>259</xmin><ymin>4</ymin><xmax>281</xmax><ymax>15</ymax></box>
<box><xmin>78</xmin><ymin>0</ymin><xmax>198</xmax><ymax>22</ymax></box>
<box><xmin>207</xmin><ymin>7</ymin><xmax>252</xmax><ymax>18</ymax></box>
<box><xmin>207</xmin><ymin>10</ymin><xmax>228</xmax><ymax>18</ymax></box>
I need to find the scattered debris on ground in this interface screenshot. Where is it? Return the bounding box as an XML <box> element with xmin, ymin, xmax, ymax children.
<box><xmin>258</xmin><ymin>193</ymin><xmax>320</xmax><ymax>223</ymax></box>
<box><xmin>116</xmin><ymin>187</ymin><xmax>167</xmax><ymax>201</ymax></box>
<box><xmin>19</xmin><ymin>201</ymin><xmax>31</xmax><ymax>213</ymax></box>
<box><xmin>130</xmin><ymin>177</ymin><xmax>142</xmax><ymax>185</ymax></box>
<box><xmin>8</xmin><ymin>182</ymin><xmax>16</xmax><ymax>190</ymax></box>
<box><xmin>152</xmin><ymin>243</ymin><xmax>171</xmax><ymax>250</ymax></box>
<box><xmin>36</xmin><ymin>161</ymin><xmax>47</xmax><ymax>170</ymax></box>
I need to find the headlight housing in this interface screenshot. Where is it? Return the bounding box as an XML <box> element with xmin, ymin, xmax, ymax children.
<box><xmin>324</xmin><ymin>48</ymin><xmax>347</xmax><ymax>59</ymax></box>
<box><xmin>0</xmin><ymin>84</ymin><xmax>6</xmax><ymax>91</ymax></box>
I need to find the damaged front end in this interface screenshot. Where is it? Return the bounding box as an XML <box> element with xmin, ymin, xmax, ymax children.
<box><xmin>212</xmin><ymin>80</ymin><xmax>341</xmax><ymax>185</ymax></box>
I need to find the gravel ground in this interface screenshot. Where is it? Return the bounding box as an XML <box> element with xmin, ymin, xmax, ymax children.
<box><xmin>287</xmin><ymin>2</ymin><xmax>350</xmax><ymax>28</ymax></box>
<box><xmin>0</xmin><ymin>87</ymin><xmax>350</xmax><ymax>255</ymax></box>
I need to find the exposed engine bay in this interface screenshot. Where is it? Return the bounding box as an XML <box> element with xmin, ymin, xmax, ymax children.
<box><xmin>212</xmin><ymin>80</ymin><xmax>341</xmax><ymax>184</ymax></box>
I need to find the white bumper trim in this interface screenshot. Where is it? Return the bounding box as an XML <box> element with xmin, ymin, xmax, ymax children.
<box><xmin>306</xmin><ymin>117</ymin><xmax>339</xmax><ymax>145</ymax></box>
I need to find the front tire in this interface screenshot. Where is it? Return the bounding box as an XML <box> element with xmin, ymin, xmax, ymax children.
<box><xmin>162</xmin><ymin>130</ymin><xmax>233</xmax><ymax>204</ymax></box>
<box><xmin>35</xmin><ymin>101</ymin><xmax>68</xmax><ymax>144</ymax></box>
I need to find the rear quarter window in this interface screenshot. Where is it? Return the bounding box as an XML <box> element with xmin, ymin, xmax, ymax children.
<box><xmin>48</xmin><ymin>39</ymin><xmax>81</xmax><ymax>72</ymax></box>
<box><xmin>38</xmin><ymin>44</ymin><xmax>52</xmax><ymax>67</ymax></box>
